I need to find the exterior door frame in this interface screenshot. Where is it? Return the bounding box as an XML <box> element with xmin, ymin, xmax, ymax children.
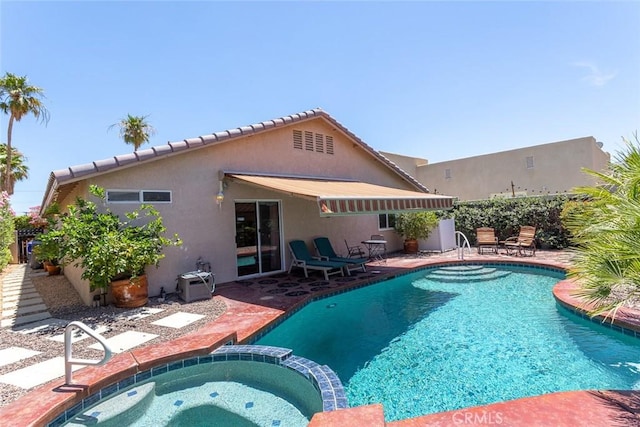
<box><xmin>234</xmin><ymin>199</ymin><xmax>284</xmax><ymax>278</ymax></box>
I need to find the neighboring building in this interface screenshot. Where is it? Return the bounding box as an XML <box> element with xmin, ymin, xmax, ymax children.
<box><xmin>40</xmin><ymin>109</ymin><xmax>453</xmax><ymax>305</ymax></box>
<box><xmin>382</xmin><ymin>136</ymin><xmax>611</xmax><ymax>201</ymax></box>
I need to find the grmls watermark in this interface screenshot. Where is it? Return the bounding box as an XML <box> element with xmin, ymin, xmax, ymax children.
<box><xmin>452</xmin><ymin>410</ymin><xmax>504</xmax><ymax>425</ymax></box>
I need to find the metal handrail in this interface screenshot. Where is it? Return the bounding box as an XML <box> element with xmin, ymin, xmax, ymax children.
<box><xmin>455</xmin><ymin>231</ymin><xmax>471</xmax><ymax>260</ymax></box>
<box><xmin>64</xmin><ymin>321</ymin><xmax>112</xmax><ymax>385</ymax></box>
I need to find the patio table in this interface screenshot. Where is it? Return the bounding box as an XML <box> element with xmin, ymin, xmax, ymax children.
<box><xmin>361</xmin><ymin>239</ymin><xmax>387</xmax><ymax>262</ymax></box>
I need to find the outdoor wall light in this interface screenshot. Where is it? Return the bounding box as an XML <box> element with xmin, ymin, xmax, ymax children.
<box><xmin>216</xmin><ymin>180</ymin><xmax>224</xmax><ymax>206</ymax></box>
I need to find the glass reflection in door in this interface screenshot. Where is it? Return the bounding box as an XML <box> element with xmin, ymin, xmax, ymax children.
<box><xmin>235</xmin><ymin>201</ymin><xmax>282</xmax><ymax>277</ymax></box>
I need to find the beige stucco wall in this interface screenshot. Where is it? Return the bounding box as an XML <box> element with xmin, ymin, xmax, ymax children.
<box><xmin>54</xmin><ymin>117</ymin><xmax>411</xmax><ymax>305</ymax></box>
<box><xmin>379</xmin><ymin>151</ymin><xmax>428</xmax><ymax>179</ymax></box>
<box><xmin>415</xmin><ymin>137</ymin><xmax>610</xmax><ymax>200</ymax></box>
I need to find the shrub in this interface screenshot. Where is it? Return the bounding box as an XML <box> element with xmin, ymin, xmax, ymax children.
<box><xmin>57</xmin><ymin>185</ymin><xmax>181</xmax><ymax>291</ymax></box>
<box><xmin>439</xmin><ymin>195</ymin><xmax>572</xmax><ymax>248</ymax></box>
<box><xmin>395</xmin><ymin>211</ymin><xmax>439</xmax><ymax>241</ymax></box>
<box><xmin>0</xmin><ymin>191</ymin><xmax>15</xmax><ymax>271</ymax></box>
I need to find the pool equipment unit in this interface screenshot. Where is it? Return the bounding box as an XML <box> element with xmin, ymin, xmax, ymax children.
<box><xmin>177</xmin><ymin>257</ymin><xmax>215</xmax><ymax>302</ymax></box>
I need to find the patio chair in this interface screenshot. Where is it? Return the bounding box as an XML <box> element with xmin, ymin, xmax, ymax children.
<box><xmin>476</xmin><ymin>227</ymin><xmax>498</xmax><ymax>254</ymax></box>
<box><xmin>288</xmin><ymin>240</ymin><xmax>346</xmax><ymax>280</ymax></box>
<box><xmin>314</xmin><ymin>237</ymin><xmax>367</xmax><ymax>274</ymax></box>
<box><xmin>344</xmin><ymin>240</ymin><xmax>366</xmax><ymax>258</ymax></box>
<box><xmin>503</xmin><ymin>225</ymin><xmax>537</xmax><ymax>256</ymax></box>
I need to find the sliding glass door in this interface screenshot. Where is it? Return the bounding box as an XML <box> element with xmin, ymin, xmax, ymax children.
<box><xmin>235</xmin><ymin>201</ymin><xmax>282</xmax><ymax>277</ymax></box>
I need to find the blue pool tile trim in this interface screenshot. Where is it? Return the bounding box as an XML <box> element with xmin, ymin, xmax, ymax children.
<box><xmin>135</xmin><ymin>369</ymin><xmax>152</xmax><ymax>382</ymax></box>
<box><xmin>47</xmin><ymin>345</ymin><xmax>346</xmax><ymax>426</ymax></box>
<box><xmin>556</xmin><ymin>300</ymin><xmax>640</xmax><ymax>339</ymax></box>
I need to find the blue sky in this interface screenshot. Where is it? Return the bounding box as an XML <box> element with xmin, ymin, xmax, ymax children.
<box><xmin>1</xmin><ymin>1</ymin><xmax>638</xmax><ymax>215</ymax></box>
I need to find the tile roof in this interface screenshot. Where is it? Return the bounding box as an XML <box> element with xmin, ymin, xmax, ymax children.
<box><xmin>41</xmin><ymin>108</ymin><xmax>427</xmax><ymax>210</ymax></box>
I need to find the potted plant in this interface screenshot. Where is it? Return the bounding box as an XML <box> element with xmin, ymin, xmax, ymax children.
<box><xmin>33</xmin><ymin>231</ymin><xmax>62</xmax><ymax>275</ymax></box>
<box><xmin>57</xmin><ymin>185</ymin><xmax>181</xmax><ymax>307</ymax></box>
<box><xmin>394</xmin><ymin>211</ymin><xmax>439</xmax><ymax>254</ymax></box>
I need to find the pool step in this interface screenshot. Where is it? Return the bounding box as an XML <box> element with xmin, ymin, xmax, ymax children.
<box><xmin>429</xmin><ymin>266</ymin><xmax>498</xmax><ymax>277</ymax></box>
<box><xmin>424</xmin><ymin>268</ymin><xmax>512</xmax><ymax>283</ymax></box>
<box><xmin>64</xmin><ymin>382</ymin><xmax>156</xmax><ymax>426</ymax></box>
<box><xmin>437</xmin><ymin>265</ymin><xmax>485</xmax><ymax>273</ymax></box>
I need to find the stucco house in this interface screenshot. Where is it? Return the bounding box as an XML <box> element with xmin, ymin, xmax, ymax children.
<box><xmin>40</xmin><ymin>108</ymin><xmax>453</xmax><ymax>306</ymax></box>
<box><xmin>382</xmin><ymin>136</ymin><xmax>611</xmax><ymax>201</ymax></box>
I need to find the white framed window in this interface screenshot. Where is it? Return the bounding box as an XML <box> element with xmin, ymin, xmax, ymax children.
<box><xmin>378</xmin><ymin>213</ymin><xmax>396</xmax><ymax>230</ymax></box>
<box><xmin>445</xmin><ymin>169</ymin><xmax>452</xmax><ymax>179</ymax></box>
<box><xmin>106</xmin><ymin>190</ymin><xmax>172</xmax><ymax>204</ymax></box>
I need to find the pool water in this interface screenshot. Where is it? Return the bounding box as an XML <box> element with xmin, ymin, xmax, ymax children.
<box><xmin>63</xmin><ymin>361</ymin><xmax>311</xmax><ymax>427</ymax></box>
<box><xmin>255</xmin><ymin>265</ymin><xmax>640</xmax><ymax>421</ymax></box>
<box><xmin>56</xmin><ymin>345</ymin><xmax>345</xmax><ymax>427</ymax></box>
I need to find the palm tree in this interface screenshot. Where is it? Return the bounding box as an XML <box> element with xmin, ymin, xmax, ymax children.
<box><xmin>0</xmin><ymin>73</ymin><xmax>49</xmax><ymax>195</ymax></box>
<box><xmin>0</xmin><ymin>144</ymin><xmax>29</xmax><ymax>192</ymax></box>
<box><xmin>109</xmin><ymin>114</ymin><xmax>156</xmax><ymax>151</ymax></box>
<box><xmin>564</xmin><ymin>134</ymin><xmax>640</xmax><ymax>317</ymax></box>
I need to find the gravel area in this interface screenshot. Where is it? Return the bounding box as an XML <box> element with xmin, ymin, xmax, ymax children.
<box><xmin>0</xmin><ymin>269</ymin><xmax>227</xmax><ymax>408</ymax></box>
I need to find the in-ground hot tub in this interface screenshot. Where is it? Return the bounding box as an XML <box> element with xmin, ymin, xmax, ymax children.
<box><xmin>50</xmin><ymin>345</ymin><xmax>346</xmax><ymax>427</ymax></box>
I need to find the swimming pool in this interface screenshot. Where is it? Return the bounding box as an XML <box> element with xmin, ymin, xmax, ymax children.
<box><xmin>51</xmin><ymin>345</ymin><xmax>346</xmax><ymax>427</ymax></box>
<box><xmin>255</xmin><ymin>264</ymin><xmax>640</xmax><ymax>422</ymax></box>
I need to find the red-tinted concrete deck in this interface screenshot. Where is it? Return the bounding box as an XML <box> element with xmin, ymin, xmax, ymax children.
<box><xmin>2</xmin><ymin>249</ymin><xmax>640</xmax><ymax>426</ymax></box>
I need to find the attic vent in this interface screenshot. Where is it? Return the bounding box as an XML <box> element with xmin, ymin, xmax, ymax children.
<box><xmin>315</xmin><ymin>133</ymin><xmax>324</xmax><ymax>152</ymax></box>
<box><xmin>293</xmin><ymin>130</ymin><xmax>303</xmax><ymax>149</ymax></box>
<box><xmin>326</xmin><ymin>135</ymin><xmax>334</xmax><ymax>155</ymax></box>
<box><xmin>304</xmin><ymin>131</ymin><xmax>314</xmax><ymax>151</ymax></box>
<box><xmin>292</xmin><ymin>130</ymin><xmax>334</xmax><ymax>155</ymax></box>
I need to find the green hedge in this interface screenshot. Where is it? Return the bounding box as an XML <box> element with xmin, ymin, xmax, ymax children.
<box><xmin>437</xmin><ymin>195</ymin><xmax>572</xmax><ymax>249</ymax></box>
<box><xmin>0</xmin><ymin>191</ymin><xmax>15</xmax><ymax>271</ymax></box>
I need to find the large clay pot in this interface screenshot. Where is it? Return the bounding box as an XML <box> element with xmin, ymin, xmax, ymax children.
<box><xmin>45</xmin><ymin>264</ymin><xmax>61</xmax><ymax>276</ymax></box>
<box><xmin>111</xmin><ymin>275</ymin><xmax>148</xmax><ymax>308</ymax></box>
<box><xmin>403</xmin><ymin>239</ymin><xmax>419</xmax><ymax>254</ymax></box>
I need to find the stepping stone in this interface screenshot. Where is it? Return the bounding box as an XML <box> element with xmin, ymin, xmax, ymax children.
<box><xmin>115</xmin><ymin>307</ymin><xmax>164</xmax><ymax>321</ymax></box>
<box><xmin>0</xmin><ymin>357</ymin><xmax>82</xmax><ymax>389</ymax></box>
<box><xmin>49</xmin><ymin>325</ymin><xmax>109</xmax><ymax>343</ymax></box>
<box><xmin>3</xmin><ymin>296</ymin><xmax>44</xmax><ymax>309</ymax></box>
<box><xmin>1</xmin><ymin>312</ymin><xmax>52</xmax><ymax>328</ymax></box>
<box><xmin>3</xmin><ymin>283</ymin><xmax>34</xmax><ymax>292</ymax></box>
<box><xmin>2</xmin><ymin>287</ymin><xmax>37</xmax><ymax>297</ymax></box>
<box><xmin>29</xmin><ymin>271</ymin><xmax>49</xmax><ymax>277</ymax></box>
<box><xmin>2</xmin><ymin>278</ymin><xmax>29</xmax><ymax>285</ymax></box>
<box><xmin>2</xmin><ymin>292</ymin><xmax>40</xmax><ymax>303</ymax></box>
<box><xmin>12</xmin><ymin>318</ymin><xmax>68</xmax><ymax>334</ymax></box>
<box><xmin>88</xmin><ymin>331</ymin><xmax>158</xmax><ymax>353</ymax></box>
<box><xmin>151</xmin><ymin>312</ymin><xmax>205</xmax><ymax>328</ymax></box>
<box><xmin>2</xmin><ymin>303</ymin><xmax>48</xmax><ymax>318</ymax></box>
<box><xmin>0</xmin><ymin>347</ymin><xmax>41</xmax><ymax>368</ymax></box>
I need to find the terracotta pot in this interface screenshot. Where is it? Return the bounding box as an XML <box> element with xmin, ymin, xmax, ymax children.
<box><xmin>111</xmin><ymin>274</ymin><xmax>148</xmax><ymax>308</ymax></box>
<box><xmin>403</xmin><ymin>239</ymin><xmax>419</xmax><ymax>254</ymax></box>
<box><xmin>45</xmin><ymin>264</ymin><xmax>61</xmax><ymax>276</ymax></box>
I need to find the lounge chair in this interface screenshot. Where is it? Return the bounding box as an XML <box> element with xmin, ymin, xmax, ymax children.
<box><xmin>504</xmin><ymin>225</ymin><xmax>537</xmax><ymax>256</ymax></box>
<box><xmin>313</xmin><ymin>237</ymin><xmax>367</xmax><ymax>274</ymax></box>
<box><xmin>476</xmin><ymin>227</ymin><xmax>498</xmax><ymax>254</ymax></box>
<box><xmin>288</xmin><ymin>240</ymin><xmax>346</xmax><ymax>280</ymax></box>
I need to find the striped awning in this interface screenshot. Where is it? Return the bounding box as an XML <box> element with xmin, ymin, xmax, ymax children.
<box><xmin>229</xmin><ymin>174</ymin><xmax>453</xmax><ymax>216</ymax></box>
